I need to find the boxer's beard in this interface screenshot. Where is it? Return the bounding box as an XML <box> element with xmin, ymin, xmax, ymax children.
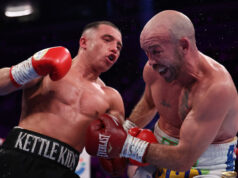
<box><xmin>165</xmin><ymin>50</ymin><xmax>184</xmax><ymax>83</ymax></box>
<box><xmin>172</xmin><ymin>49</ymin><xmax>185</xmax><ymax>81</ymax></box>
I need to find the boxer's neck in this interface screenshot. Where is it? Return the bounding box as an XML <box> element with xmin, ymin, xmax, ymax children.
<box><xmin>71</xmin><ymin>55</ymin><xmax>101</xmax><ymax>81</ymax></box>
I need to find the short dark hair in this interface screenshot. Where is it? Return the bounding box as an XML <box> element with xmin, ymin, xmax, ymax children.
<box><xmin>81</xmin><ymin>21</ymin><xmax>121</xmax><ymax>35</ymax></box>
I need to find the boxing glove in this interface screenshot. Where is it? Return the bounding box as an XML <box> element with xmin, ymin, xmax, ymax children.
<box><xmin>123</xmin><ymin>119</ymin><xmax>137</xmax><ymax>132</ymax></box>
<box><xmin>85</xmin><ymin>113</ymin><xmax>154</xmax><ymax>164</ymax></box>
<box><xmin>10</xmin><ymin>46</ymin><xmax>72</xmax><ymax>87</ymax></box>
<box><xmin>128</xmin><ymin>127</ymin><xmax>158</xmax><ymax>166</ymax></box>
<box><xmin>99</xmin><ymin>157</ymin><xmax>127</xmax><ymax>177</ymax></box>
<box><xmin>85</xmin><ymin>113</ymin><xmax>127</xmax><ymax>158</ymax></box>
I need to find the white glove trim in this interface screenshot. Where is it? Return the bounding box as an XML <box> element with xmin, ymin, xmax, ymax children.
<box><xmin>11</xmin><ymin>57</ymin><xmax>39</xmax><ymax>86</ymax></box>
<box><xmin>123</xmin><ymin>120</ymin><xmax>137</xmax><ymax>132</ymax></box>
<box><xmin>120</xmin><ymin>134</ymin><xmax>149</xmax><ymax>163</ymax></box>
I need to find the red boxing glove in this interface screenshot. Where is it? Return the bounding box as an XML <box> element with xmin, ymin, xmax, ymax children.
<box><xmin>99</xmin><ymin>157</ymin><xmax>127</xmax><ymax>177</ymax></box>
<box><xmin>10</xmin><ymin>46</ymin><xmax>72</xmax><ymax>87</ymax></box>
<box><xmin>85</xmin><ymin>113</ymin><xmax>127</xmax><ymax>158</ymax></box>
<box><xmin>85</xmin><ymin>114</ymin><xmax>155</xmax><ymax>164</ymax></box>
<box><xmin>128</xmin><ymin>127</ymin><xmax>158</xmax><ymax>166</ymax></box>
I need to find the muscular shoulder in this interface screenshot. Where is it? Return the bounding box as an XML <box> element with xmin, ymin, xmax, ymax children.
<box><xmin>208</xmin><ymin>62</ymin><xmax>236</xmax><ymax>102</ymax></box>
<box><xmin>193</xmin><ymin>55</ymin><xmax>236</xmax><ymax>104</ymax></box>
<box><xmin>104</xmin><ymin>85</ymin><xmax>122</xmax><ymax>100</ymax></box>
<box><xmin>97</xmin><ymin>77</ymin><xmax>106</xmax><ymax>86</ymax></box>
<box><xmin>193</xmin><ymin>77</ymin><xmax>236</xmax><ymax>113</ymax></box>
<box><xmin>99</xmin><ymin>81</ymin><xmax>125</xmax><ymax>123</ymax></box>
<box><xmin>143</xmin><ymin>62</ymin><xmax>158</xmax><ymax>85</ymax></box>
<box><xmin>97</xmin><ymin>77</ymin><xmax>122</xmax><ymax>99</ymax></box>
<box><xmin>206</xmin><ymin>55</ymin><xmax>234</xmax><ymax>85</ymax></box>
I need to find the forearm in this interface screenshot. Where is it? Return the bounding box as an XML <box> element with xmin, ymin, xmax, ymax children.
<box><xmin>86</xmin><ymin>113</ymin><xmax>193</xmax><ymax>172</ymax></box>
<box><xmin>129</xmin><ymin>95</ymin><xmax>157</xmax><ymax>128</ymax></box>
<box><xmin>145</xmin><ymin>143</ymin><xmax>192</xmax><ymax>171</ymax></box>
<box><xmin>0</xmin><ymin>67</ymin><xmax>19</xmax><ymax>95</ymax></box>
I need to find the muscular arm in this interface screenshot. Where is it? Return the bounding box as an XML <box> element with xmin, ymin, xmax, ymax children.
<box><xmin>0</xmin><ymin>47</ymin><xmax>71</xmax><ymax>96</ymax></box>
<box><xmin>0</xmin><ymin>67</ymin><xmax>17</xmax><ymax>95</ymax></box>
<box><xmin>129</xmin><ymin>85</ymin><xmax>157</xmax><ymax>128</ymax></box>
<box><xmin>107</xmin><ymin>88</ymin><xmax>125</xmax><ymax>124</ymax></box>
<box><xmin>144</xmin><ymin>84</ymin><xmax>232</xmax><ymax>171</ymax></box>
<box><xmin>0</xmin><ymin>67</ymin><xmax>41</xmax><ymax>96</ymax></box>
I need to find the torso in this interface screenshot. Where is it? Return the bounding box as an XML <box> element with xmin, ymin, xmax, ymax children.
<box><xmin>144</xmin><ymin>54</ymin><xmax>238</xmax><ymax>143</ymax></box>
<box><xmin>19</xmin><ymin>62</ymin><xmax>122</xmax><ymax>153</ymax></box>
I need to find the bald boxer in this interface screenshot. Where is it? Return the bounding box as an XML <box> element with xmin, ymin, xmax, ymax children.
<box><xmin>86</xmin><ymin>11</ymin><xmax>238</xmax><ymax>177</ymax></box>
<box><xmin>0</xmin><ymin>21</ymin><xmax>125</xmax><ymax>178</ymax></box>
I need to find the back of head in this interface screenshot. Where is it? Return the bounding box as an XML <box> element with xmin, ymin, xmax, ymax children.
<box><xmin>141</xmin><ymin>10</ymin><xmax>196</xmax><ymax>44</ymax></box>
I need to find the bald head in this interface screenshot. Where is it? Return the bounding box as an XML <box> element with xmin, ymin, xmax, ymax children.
<box><xmin>141</xmin><ymin>10</ymin><xmax>195</xmax><ymax>44</ymax></box>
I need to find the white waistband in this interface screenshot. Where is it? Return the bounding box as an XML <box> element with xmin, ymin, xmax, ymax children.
<box><xmin>154</xmin><ymin>121</ymin><xmax>179</xmax><ymax>145</ymax></box>
<box><xmin>154</xmin><ymin>121</ymin><xmax>237</xmax><ymax>175</ymax></box>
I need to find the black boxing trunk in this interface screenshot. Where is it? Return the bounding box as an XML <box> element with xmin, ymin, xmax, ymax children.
<box><xmin>0</xmin><ymin>127</ymin><xmax>80</xmax><ymax>178</ymax></box>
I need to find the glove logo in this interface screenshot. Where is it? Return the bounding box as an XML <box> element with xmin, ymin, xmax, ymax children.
<box><xmin>97</xmin><ymin>133</ymin><xmax>110</xmax><ymax>158</ymax></box>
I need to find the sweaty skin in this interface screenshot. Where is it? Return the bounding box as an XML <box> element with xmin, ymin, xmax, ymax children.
<box><xmin>129</xmin><ymin>10</ymin><xmax>238</xmax><ymax>171</ymax></box>
<box><xmin>0</xmin><ymin>24</ymin><xmax>124</xmax><ymax>153</ymax></box>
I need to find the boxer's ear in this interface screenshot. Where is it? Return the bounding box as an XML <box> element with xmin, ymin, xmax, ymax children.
<box><xmin>79</xmin><ymin>36</ymin><xmax>87</xmax><ymax>49</ymax></box>
<box><xmin>179</xmin><ymin>38</ymin><xmax>189</xmax><ymax>55</ymax></box>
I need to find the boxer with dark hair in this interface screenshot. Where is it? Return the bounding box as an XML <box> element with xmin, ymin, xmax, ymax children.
<box><xmin>86</xmin><ymin>11</ymin><xmax>238</xmax><ymax>177</ymax></box>
<box><xmin>0</xmin><ymin>21</ymin><xmax>126</xmax><ymax>178</ymax></box>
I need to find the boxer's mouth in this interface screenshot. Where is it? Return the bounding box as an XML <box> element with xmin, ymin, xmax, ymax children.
<box><xmin>108</xmin><ymin>54</ymin><xmax>116</xmax><ymax>61</ymax></box>
<box><xmin>158</xmin><ymin>66</ymin><xmax>168</xmax><ymax>75</ymax></box>
<box><xmin>152</xmin><ymin>64</ymin><xmax>168</xmax><ymax>75</ymax></box>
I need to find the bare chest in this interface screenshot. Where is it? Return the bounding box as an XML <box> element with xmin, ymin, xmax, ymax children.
<box><xmin>78</xmin><ymin>82</ymin><xmax>111</xmax><ymax>117</ymax></box>
<box><xmin>39</xmin><ymin>77</ymin><xmax>111</xmax><ymax>118</ymax></box>
<box><xmin>151</xmin><ymin>82</ymin><xmax>192</xmax><ymax>123</ymax></box>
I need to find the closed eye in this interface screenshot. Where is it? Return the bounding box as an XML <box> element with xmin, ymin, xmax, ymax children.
<box><xmin>152</xmin><ymin>49</ymin><xmax>161</xmax><ymax>55</ymax></box>
<box><xmin>147</xmin><ymin>45</ymin><xmax>162</xmax><ymax>56</ymax></box>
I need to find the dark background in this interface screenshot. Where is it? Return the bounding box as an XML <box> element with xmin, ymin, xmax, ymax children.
<box><xmin>0</xmin><ymin>0</ymin><xmax>237</xmax><ymax>177</ymax></box>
